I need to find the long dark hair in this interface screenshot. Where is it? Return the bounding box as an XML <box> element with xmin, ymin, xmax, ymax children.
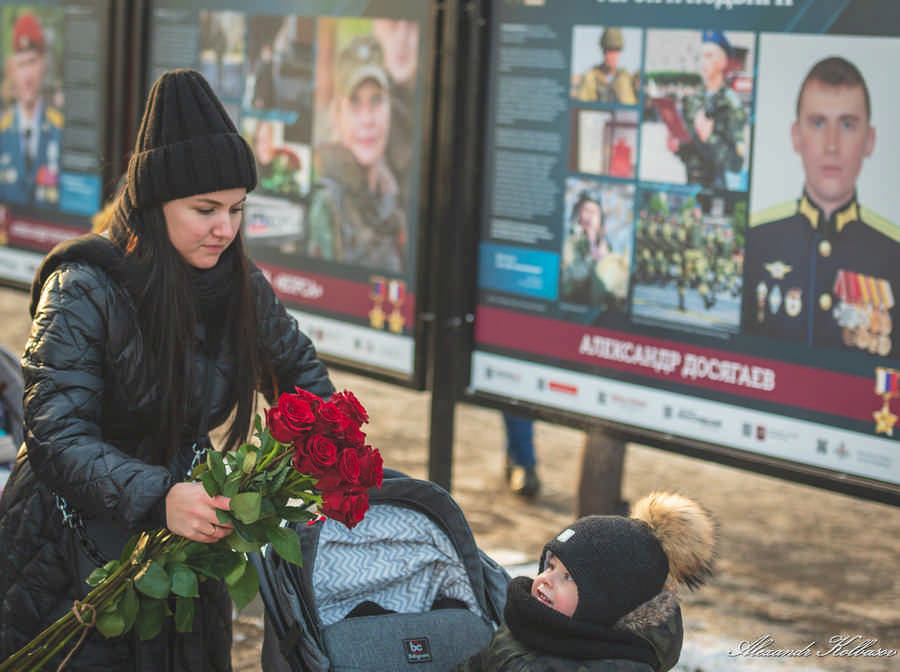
<box><xmin>108</xmin><ymin>195</ymin><xmax>262</xmax><ymax>464</ymax></box>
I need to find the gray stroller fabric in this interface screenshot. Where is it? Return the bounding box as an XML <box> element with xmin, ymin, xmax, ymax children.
<box><xmin>313</xmin><ymin>504</ymin><xmax>485</xmax><ymax>626</ymax></box>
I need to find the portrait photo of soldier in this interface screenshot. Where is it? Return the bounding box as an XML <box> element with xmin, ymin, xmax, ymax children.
<box><xmin>631</xmin><ymin>188</ymin><xmax>745</xmax><ymax>336</ymax></box>
<box><xmin>744</xmin><ymin>42</ymin><xmax>900</xmax><ymax>358</ymax></box>
<box><xmin>640</xmin><ymin>29</ymin><xmax>754</xmax><ymax>192</ymax></box>
<box><xmin>0</xmin><ymin>8</ymin><xmax>64</xmax><ymax>209</ymax></box>
<box><xmin>570</xmin><ymin>26</ymin><xmax>641</xmax><ymax>105</ymax></box>
<box><xmin>307</xmin><ymin>24</ymin><xmax>407</xmax><ymax>273</ymax></box>
<box><xmin>559</xmin><ymin>178</ymin><xmax>633</xmax><ymax>319</ymax></box>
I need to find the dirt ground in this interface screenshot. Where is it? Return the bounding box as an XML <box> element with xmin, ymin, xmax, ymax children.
<box><xmin>1</xmin><ymin>287</ymin><xmax>898</xmax><ymax>671</ymax></box>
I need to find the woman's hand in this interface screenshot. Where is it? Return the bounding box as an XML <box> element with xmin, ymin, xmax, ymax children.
<box><xmin>165</xmin><ymin>482</ymin><xmax>234</xmax><ymax>543</ymax></box>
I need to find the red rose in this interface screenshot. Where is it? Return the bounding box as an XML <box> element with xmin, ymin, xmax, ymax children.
<box><xmin>268</xmin><ymin>392</ymin><xmax>316</xmax><ymax>443</ymax></box>
<box><xmin>292</xmin><ymin>387</ymin><xmax>323</xmax><ymax>411</ymax></box>
<box><xmin>293</xmin><ymin>435</ymin><xmax>339</xmax><ymax>477</ymax></box>
<box><xmin>315</xmin><ymin>402</ymin><xmax>347</xmax><ymax>434</ymax></box>
<box><xmin>330</xmin><ymin>390</ymin><xmax>369</xmax><ymax>426</ymax></box>
<box><xmin>358</xmin><ymin>446</ymin><xmax>383</xmax><ymax>489</ymax></box>
<box><xmin>343</xmin><ymin>424</ymin><xmax>367</xmax><ymax>450</ymax></box>
<box><xmin>320</xmin><ymin>487</ymin><xmax>369</xmax><ymax>529</ymax></box>
<box><xmin>337</xmin><ymin>448</ymin><xmax>361</xmax><ymax>485</ymax></box>
<box><xmin>266</xmin><ymin>408</ymin><xmax>300</xmax><ymax>444</ymax></box>
<box><xmin>314</xmin><ymin>467</ymin><xmax>345</xmax><ymax>493</ymax></box>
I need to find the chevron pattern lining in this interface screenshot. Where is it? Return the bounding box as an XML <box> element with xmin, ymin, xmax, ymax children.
<box><xmin>313</xmin><ymin>504</ymin><xmax>483</xmax><ymax>627</ymax></box>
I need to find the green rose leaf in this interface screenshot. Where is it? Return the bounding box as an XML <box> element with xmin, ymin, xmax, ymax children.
<box><xmin>242</xmin><ymin>450</ymin><xmax>258</xmax><ymax>474</ymax></box>
<box><xmin>170</xmin><ymin>563</ymin><xmax>200</xmax><ymax>598</ymax></box>
<box><xmin>135</xmin><ymin>560</ymin><xmax>171</xmax><ymax>599</ymax></box>
<box><xmin>225</xmin><ymin>532</ymin><xmax>261</xmax><ymax>553</ymax></box>
<box><xmin>190</xmin><ymin>462</ymin><xmax>209</xmax><ymax>480</ymax></box>
<box><xmin>215</xmin><ymin>509</ymin><xmax>237</xmax><ymax>526</ymax></box>
<box><xmin>119</xmin><ymin>584</ymin><xmax>139</xmax><ymax>632</ymax></box>
<box><xmin>225</xmin><ymin>555</ymin><xmax>248</xmax><ymax>586</ymax></box>
<box><xmin>175</xmin><ymin>596</ymin><xmax>195</xmax><ymax>633</ymax></box>
<box><xmin>135</xmin><ymin>597</ymin><xmax>167</xmax><ymax>641</ymax></box>
<box><xmin>86</xmin><ymin>560</ymin><xmax>119</xmax><ymax>587</ymax></box>
<box><xmin>269</xmin><ymin>525</ymin><xmax>304</xmax><ymax>566</ymax></box>
<box><xmin>222</xmin><ymin>470</ymin><xmax>243</xmax><ymax>499</ymax></box>
<box><xmin>227</xmin><ymin>559</ymin><xmax>259</xmax><ymax>612</ymax></box>
<box><xmin>278</xmin><ymin>505</ymin><xmax>313</xmax><ymax>523</ymax></box>
<box><xmin>200</xmin><ymin>470</ymin><xmax>219</xmax><ymax>497</ymax></box>
<box><xmin>207</xmin><ymin>450</ymin><xmax>226</xmax><ymax>487</ymax></box>
<box><xmin>96</xmin><ymin>609</ymin><xmax>127</xmax><ymax>638</ymax></box>
<box><xmin>231</xmin><ymin>491</ymin><xmax>262</xmax><ymax>524</ymax></box>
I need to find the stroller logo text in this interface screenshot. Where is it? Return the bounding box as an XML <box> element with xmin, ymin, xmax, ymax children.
<box><xmin>403</xmin><ymin>637</ymin><xmax>432</xmax><ymax>664</ymax></box>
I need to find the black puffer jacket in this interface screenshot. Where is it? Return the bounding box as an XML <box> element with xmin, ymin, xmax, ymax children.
<box><xmin>0</xmin><ymin>257</ymin><xmax>333</xmax><ymax>670</ymax></box>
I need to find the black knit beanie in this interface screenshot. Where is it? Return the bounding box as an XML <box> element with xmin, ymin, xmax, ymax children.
<box><xmin>542</xmin><ymin>515</ymin><xmax>669</xmax><ymax>626</ymax></box>
<box><xmin>127</xmin><ymin>69</ymin><xmax>257</xmax><ymax>209</ymax></box>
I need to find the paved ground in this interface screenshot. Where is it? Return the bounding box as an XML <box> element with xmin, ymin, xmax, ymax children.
<box><xmin>1</xmin><ymin>285</ymin><xmax>898</xmax><ymax>672</ymax></box>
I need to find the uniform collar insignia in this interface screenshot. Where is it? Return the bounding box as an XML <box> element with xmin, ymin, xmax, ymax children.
<box><xmin>799</xmin><ymin>190</ymin><xmax>859</xmax><ymax>233</ymax></box>
<box><xmin>835</xmin><ymin>200</ymin><xmax>860</xmax><ymax>233</ymax></box>
<box><xmin>798</xmin><ymin>193</ymin><xmax>820</xmax><ymax>229</ymax></box>
<box><xmin>764</xmin><ymin>261</ymin><xmax>792</xmax><ymax>280</ymax></box>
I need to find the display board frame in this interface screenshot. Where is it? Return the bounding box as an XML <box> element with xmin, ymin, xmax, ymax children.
<box><xmin>463</xmin><ymin>0</ymin><xmax>900</xmax><ymax>505</ymax></box>
<box><xmin>139</xmin><ymin>0</ymin><xmax>441</xmax><ymax>389</ymax></box>
<box><xmin>0</xmin><ymin>0</ymin><xmax>124</xmax><ymax>289</ymax></box>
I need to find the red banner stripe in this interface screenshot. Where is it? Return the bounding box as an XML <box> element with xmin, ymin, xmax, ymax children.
<box><xmin>475</xmin><ymin>306</ymin><xmax>882</xmax><ymax>423</ymax></box>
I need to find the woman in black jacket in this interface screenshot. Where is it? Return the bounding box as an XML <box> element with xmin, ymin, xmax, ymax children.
<box><xmin>0</xmin><ymin>69</ymin><xmax>334</xmax><ymax>670</ymax></box>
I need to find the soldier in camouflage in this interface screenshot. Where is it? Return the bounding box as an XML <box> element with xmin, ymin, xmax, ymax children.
<box><xmin>572</xmin><ymin>28</ymin><xmax>638</xmax><ymax>105</ymax></box>
<box><xmin>666</xmin><ymin>31</ymin><xmax>746</xmax><ymax>190</ymax></box>
<box><xmin>307</xmin><ymin>36</ymin><xmax>406</xmax><ymax>272</ymax></box>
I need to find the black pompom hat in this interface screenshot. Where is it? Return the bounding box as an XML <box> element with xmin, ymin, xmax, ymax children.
<box><xmin>127</xmin><ymin>69</ymin><xmax>257</xmax><ymax>209</ymax></box>
<box><xmin>542</xmin><ymin>515</ymin><xmax>668</xmax><ymax>626</ymax></box>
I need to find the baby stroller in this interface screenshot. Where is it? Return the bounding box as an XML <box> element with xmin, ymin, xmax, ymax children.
<box><xmin>0</xmin><ymin>344</ymin><xmax>24</xmax><ymax>466</ymax></box>
<box><xmin>252</xmin><ymin>470</ymin><xmax>510</xmax><ymax>671</ymax></box>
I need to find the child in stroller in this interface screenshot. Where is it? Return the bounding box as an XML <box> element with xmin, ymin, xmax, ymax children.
<box><xmin>253</xmin><ymin>470</ymin><xmax>510</xmax><ymax>671</ymax></box>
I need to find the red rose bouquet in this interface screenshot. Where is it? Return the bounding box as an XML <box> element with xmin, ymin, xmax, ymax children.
<box><xmin>1</xmin><ymin>389</ymin><xmax>381</xmax><ymax>672</ymax></box>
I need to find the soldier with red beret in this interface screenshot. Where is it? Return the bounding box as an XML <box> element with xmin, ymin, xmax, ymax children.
<box><xmin>0</xmin><ymin>11</ymin><xmax>63</xmax><ymax>208</ymax></box>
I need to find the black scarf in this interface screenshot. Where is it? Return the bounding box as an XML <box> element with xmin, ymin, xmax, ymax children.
<box><xmin>189</xmin><ymin>245</ymin><xmax>237</xmax><ymax>323</ymax></box>
<box><xmin>503</xmin><ymin>576</ymin><xmax>659</xmax><ymax>668</ymax></box>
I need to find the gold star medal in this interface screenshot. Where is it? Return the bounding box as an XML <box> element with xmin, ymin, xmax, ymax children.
<box><xmin>873</xmin><ymin>404</ymin><xmax>897</xmax><ymax>436</ymax></box>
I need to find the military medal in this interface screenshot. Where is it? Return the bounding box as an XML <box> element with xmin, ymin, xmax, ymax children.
<box><xmin>768</xmin><ymin>285</ymin><xmax>782</xmax><ymax>315</ymax></box>
<box><xmin>784</xmin><ymin>288</ymin><xmax>802</xmax><ymax>317</ymax></box>
<box><xmin>756</xmin><ymin>282</ymin><xmax>767</xmax><ymax>323</ymax></box>
<box><xmin>873</xmin><ymin>367</ymin><xmax>900</xmax><ymax>435</ymax></box>
<box><xmin>368</xmin><ymin>276</ymin><xmax>386</xmax><ymax>330</ymax></box>
<box><xmin>387</xmin><ymin>280</ymin><xmax>407</xmax><ymax>334</ymax></box>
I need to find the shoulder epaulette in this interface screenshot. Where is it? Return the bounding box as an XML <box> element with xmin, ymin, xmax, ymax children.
<box><xmin>0</xmin><ymin>110</ymin><xmax>12</xmax><ymax>132</ymax></box>
<box><xmin>861</xmin><ymin>206</ymin><xmax>900</xmax><ymax>243</ymax></box>
<box><xmin>45</xmin><ymin>107</ymin><xmax>64</xmax><ymax>128</ymax></box>
<box><xmin>750</xmin><ymin>200</ymin><xmax>796</xmax><ymax>228</ymax></box>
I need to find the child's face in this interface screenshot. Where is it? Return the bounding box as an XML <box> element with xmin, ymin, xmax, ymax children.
<box><xmin>531</xmin><ymin>552</ymin><xmax>579</xmax><ymax>617</ymax></box>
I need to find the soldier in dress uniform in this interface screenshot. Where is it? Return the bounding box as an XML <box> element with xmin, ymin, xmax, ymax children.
<box><xmin>572</xmin><ymin>28</ymin><xmax>637</xmax><ymax>105</ymax></box>
<box><xmin>666</xmin><ymin>31</ymin><xmax>746</xmax><ymax>190</ymax></box>
<box><xmin>742</xmin><ymin>56</ymin><xmax>900</xmax><ymax>358</ymax></box>
<box><xmin>0</xmin><ymin>12</ymin><xmax>63</xmax><ymax>208</ymax></box>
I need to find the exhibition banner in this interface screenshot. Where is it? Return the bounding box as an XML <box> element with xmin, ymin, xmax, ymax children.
<box><xmin>148</xmin><ymin>0</ymin><xmax>431</xmax><ymax>379</ymax></box>
<box><xmin>471</xmin><ymin>0</ymin><xmax>900</xmax><ymax>488</ymax></box>
<box><xmin>0</xmin><ymin>0</ymin><xmax>111</xmax><ymax>284</ymax></box>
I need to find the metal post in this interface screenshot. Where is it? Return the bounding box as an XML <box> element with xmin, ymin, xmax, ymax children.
<box><xmin>426</xmin><ymin>0</ymin><xmax>483</xmax><ymax>491</ymax></box>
